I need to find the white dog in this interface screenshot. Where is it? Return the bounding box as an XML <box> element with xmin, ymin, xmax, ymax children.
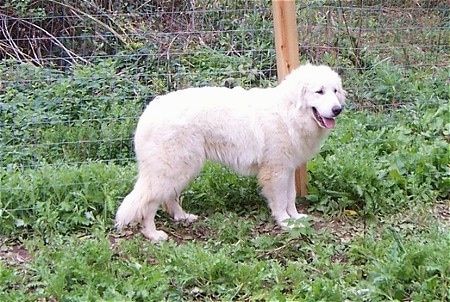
<box><xmin>116</xmin><ymin>64</ymin><xmax>346</xmax><ymax>242</ymax></box>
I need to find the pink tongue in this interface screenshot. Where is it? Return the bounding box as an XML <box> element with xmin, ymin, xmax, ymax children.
<box><xmin>323</xmin><ymin>117</ymin><xmax>335</xmax><ymax>129</ymax></box>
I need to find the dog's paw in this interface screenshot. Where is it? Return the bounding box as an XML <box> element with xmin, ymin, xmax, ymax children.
<box><xmin>141</xmin><ymin>229</ymin><xmax>169</xmax><ymax>243</ymax></box>
<box><xmin>289</xmin><ymin>213</ymin><xmax>308</xmax><ymax>219</ymax></box>
<box><xmin>174</xmin><ymin>213</ymin><xmax>198</xmax><ymax>223</ymax></box>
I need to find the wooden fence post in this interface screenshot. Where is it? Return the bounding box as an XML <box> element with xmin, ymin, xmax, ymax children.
<box><xmin>272</xmin><ymin>0</ymin><xmax>308</xmax><ymax>196</ymax></box>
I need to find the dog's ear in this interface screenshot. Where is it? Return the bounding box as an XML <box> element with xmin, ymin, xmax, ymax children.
<box><xmin>336</xmin><ymin>88</ymin><xmax>347</xmax><ymax>105</ymax></box>
<box><xmin>295</xmin><ymin>83</ymin><xmax>308</xmax><ymax>110</ymax></box>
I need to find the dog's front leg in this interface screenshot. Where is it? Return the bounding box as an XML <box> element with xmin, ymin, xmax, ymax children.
<box><xmin>286</xmin><ymin>170</ymin><xmax>307</xmax><ymax>220</ymax></box>
<box><xmin>258</xmin><ymin>166</ymin><xmax>292</xmax><ymax>228</ymax></box>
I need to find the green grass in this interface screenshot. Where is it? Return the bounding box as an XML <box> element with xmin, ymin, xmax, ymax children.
<box><xmin>1</xmin><ymin>65</ymin><xmax>448</xmax><ymax>301</ymax></box>
<box><xmin>1</xmin><ymin>61</ymin><xmax>448</xmax><ymax>301</ymax></box>
<box><xmin>1</xmin><ymin>205</ymin><xmax>449</xmax><ymax>301</ymax></box>
<box><xmin>1</xmin><ymin>101</ymin><xmax>448</xmax><ymax>300</ymax></box>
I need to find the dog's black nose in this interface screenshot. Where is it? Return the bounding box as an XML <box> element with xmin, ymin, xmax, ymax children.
<box><xmin>332</xmin><ymin>106</ymin><xmax>342</xmax><ymax>116</ymax></box>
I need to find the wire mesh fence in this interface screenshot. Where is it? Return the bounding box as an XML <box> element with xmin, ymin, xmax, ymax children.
<box><xmin>0</xmin><ymin>0</ymin><xmax>448</xmax><ymax>236</ymax></box>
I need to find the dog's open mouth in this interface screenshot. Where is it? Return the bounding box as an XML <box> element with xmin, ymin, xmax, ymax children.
<box><xmin>312</xmin><ymin>107</ymin><xmax>336</xmax><ymax>129</ymax></box>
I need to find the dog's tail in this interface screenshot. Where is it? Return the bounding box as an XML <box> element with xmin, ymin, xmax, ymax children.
<box><xmin>115</xmin><ymin>184</ymin><xmax>149</xmax><ymax>230</ymax></box>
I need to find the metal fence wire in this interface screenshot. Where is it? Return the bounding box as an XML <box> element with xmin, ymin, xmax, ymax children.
<box><xmin>0</xmin><ymin>1</ymin><xmax>448</xmax><ymax>231</ymax></box>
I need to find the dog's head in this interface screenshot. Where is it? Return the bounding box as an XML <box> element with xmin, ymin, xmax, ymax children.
<box><xmin>282</xmin><ymin>64</ymin><xmax>347</xmax><ymax>130</ymax></box>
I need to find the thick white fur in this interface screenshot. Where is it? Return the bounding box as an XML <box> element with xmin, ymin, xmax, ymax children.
<box><xmin>116</xmin><ymin>64</ymin><xmax>346</xmax><ymax>242</ymax></box>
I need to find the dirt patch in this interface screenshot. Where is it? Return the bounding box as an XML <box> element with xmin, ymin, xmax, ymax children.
<box><xmin>433</xmin><ymin>200</ymin><xmax>450</xmax><ymax>227</ymax></box>
<box><xmin>0</xmin><ymin>239</ymin><xmax>31</xmax><ymax>265</ymax></box>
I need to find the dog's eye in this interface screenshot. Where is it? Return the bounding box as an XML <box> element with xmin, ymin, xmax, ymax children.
<box><xmin>334</xmin><ymin>88</ymin><xmax>338</xmax><ymax>93</ymax></box>
<box><xmin>316</xmin><ymin>89</ymin><xmax>324</xmax><ymax>95</ymax></box>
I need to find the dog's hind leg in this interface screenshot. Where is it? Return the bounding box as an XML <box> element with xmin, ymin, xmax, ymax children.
<box><xmin>143</xmin><ymin>156</ymin><xmax>202</xmax><ymax>241</ymax></box>
<box><xmin>141</xmin><ymin>200</ymin><xmax>169</xmax><ymax>243</ymax></box>
<box><xmin>159</xmin><ymin>151</ymin><xmax>204</xmax><ymax>224</ymax></box>
<box><xmin>164</xmin><ymin>197</ymin><xmax>198</xmax><ymax>223</ymax></box>
<box><xmin>116</xmin><ymin>178</ymin><xmax>169</xmax><ymax>242</ymax></box>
